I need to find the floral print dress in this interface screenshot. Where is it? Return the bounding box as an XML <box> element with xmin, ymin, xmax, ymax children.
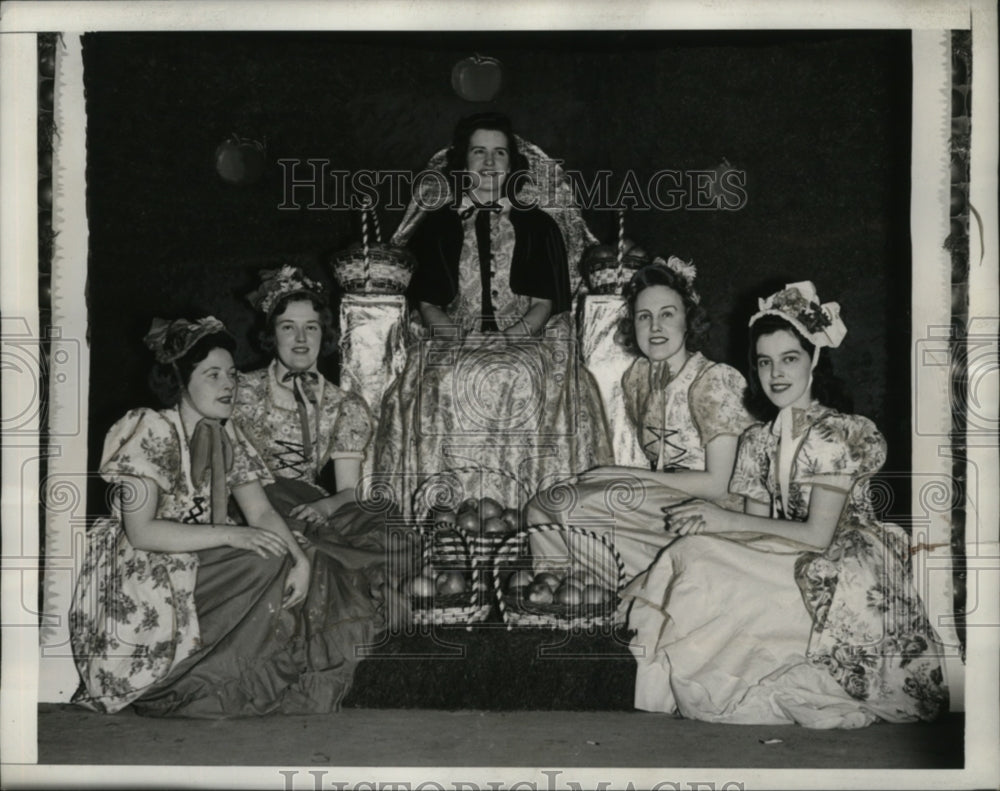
<box><xmin>375</xmin><ymin>204</ymin><xmax>614</xmax><ymax>520</ymax></box>
<box><xmin>235</xmin><ymin>361</ymin><xmax>373</xmax><ymax>486</ymax></box>
<box><xmin>528</xmin><ymin>353</ymin><xmax>754</xmax><ymax>587</ymax></box>
<box><xmin>233</xmin><ymin>360</ymin><xmax>396</xmax><ymax>570</ymax></box>
<box><xmin>624</xmin><ymin>402</ymin><xmax>948</xmax><ymax>726</ymax></box>
<box><xmin>68</xmin><ymin>407</ymin><xmax>274</xmax><ymax>713</ymax></box>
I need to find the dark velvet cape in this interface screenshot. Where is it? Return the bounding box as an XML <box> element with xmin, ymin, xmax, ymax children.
<box><xmin>405</xmin><ymin>205</ymin><xmax>571</xmax><ymax>314</ymax></box>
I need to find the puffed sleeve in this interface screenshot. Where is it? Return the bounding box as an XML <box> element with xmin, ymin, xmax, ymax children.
<box><xmin>728</xmin><ymin>423</ymin><xmax>772</xmax><ymax>505</ymax></box>
<box><xmin>99</xmin><ymin>408</ymin><xmax>177</xmax><ymax>493</ymax></box>
<box><xmin>798</xmin><ymin>412</ymin><xmax>887</xmax><ymax>492</ymax></box>
<box><xmin>225</xmin><ymin>420</ymin><xmax>275</xmax><ymax>488</ymax></box>
<box><xmin>327</xmin><ymin>391</ymin><xmax>375</xmax><ymax>461</ymax></box>
<box><xmin>690</xmin><ymin>362</ymin><xmax>754</xmax><ymax>445</ymax></box>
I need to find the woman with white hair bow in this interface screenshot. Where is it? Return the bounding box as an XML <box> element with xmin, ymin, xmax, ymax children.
<box><xmin>625</xmin><ymin>281</ymin><xmax>948</xmax><ymax>728</ymax></box>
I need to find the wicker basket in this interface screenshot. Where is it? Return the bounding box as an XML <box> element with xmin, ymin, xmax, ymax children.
<box><xmin>408</xmin><ymin>525</ymin><xmax>492</xmax><ymax>628</ymax></box>
<box><xmin>412</xmin><ymin>466</ymin><xmax>528</xmax><ymax>567</ymax></box>
<box><xmin>584</xmin><ymin>243</ymin><xmax>649</xmax><ymax>296</ymax></box>
<box><xmin>332</xmin><ymin>204</ymin><xmax>416</xmax><ymax>295</ymax></box>
<box><xmin>492</xmin><ymin>523</ymin><xmax>626</xmax><ymax>630</ymax></box>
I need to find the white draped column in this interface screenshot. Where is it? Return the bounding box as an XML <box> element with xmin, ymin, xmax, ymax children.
<box><xmin>337</xmin><ymin>294</ymin><xmax>409</xmax><ymax>491</ymax></box>
<box><xmin>578</xmin><ymin>295</ymin><xmax>647</xmax><ymax>468</ymax></box>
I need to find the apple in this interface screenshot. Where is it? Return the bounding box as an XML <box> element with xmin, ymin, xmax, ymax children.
<box><xmin>38</xmin><ymin>79</ymin><xmax>53</xmax><ymax>111</ymax></box>
<box><xmin>560</xmin><ymin>576</ymin><xmax>586</xmax><ymax>592</ymax></box>
<box><xmin>39</xmin><ymin>48</ymin><xmax>56</xmax><ymax>78</ymax></box>
<box><xmin>556</xmin><ymin>584</ymin><xmax>584</xmax><ymax>605</ymax></box>
<box><xmin>500</xmin><ymin>508</ymin><xmax>520</xmax><ymax>531</ymax></box>
<box><xmin>436</xmin><ymin>570</ymin><xmax>467</xmax><ymax>595</ymax></box>
<box><xmin>479</xmin><ymin>497</ymin><xmax>504</xmax><ymax>520</ymax></box>
<box><xmin>583</xmin><ymin>241</ymin><xmax>650</xmax><ymax>294</ymax></box>
<box><xmin>950</xmin><ymin>187</ymin><xmax>967</xmax><ymax>216</ymax></box>
<box><xmin>582</xmin><ymin>584</ymin><xmax>610</xmax><ymax>605</ymax></box>
<box><xmin>456</xmin><ymin>511</ymin><xmax>480</xmax><ymax>534</ymax></box>
<box><xmin>506</xmin><ymin>569</ymin><xmax>534</xmax><ymax>594</ymax></box>
<box><xmin>215</xmin><ymin>135</ymin><xmax>266</xmax><ymax>186</ymax></box>
<box><xmin>451</xmin><ymin>54</ymin><xmax>503</xmax><ymax>102</ymax></box>
<box><xmin>38</xmin><ymin>177</ymin><xmax>52</xmax><ymax>209</ymax></box>
<box><xmin>482</xmin><ymin>516</ymin><xmax>512</xmax><ymax>535</ymax></box>
<box><xmin>533</xmin><ymin>571</ymin><xmax>562</xmax><ymax>592</ymax></box>
<box><xmin>407</xmin><ymin>575</ymin><xmax>435</xmax><ymax>598</ymax></box>
<box><xmin>432</xmin><ymin>508</ymin><xmax>458</xmax><ymax>527</ymax></box>
<box><xmin>568</xmin><ymin>570</ymin><xmax>599</xmax><ymax>587</ymax></box>
<box><xmin>526</xmin><ymin>581</ymin><xmax>555</xmax><ymax>605</ymax></box>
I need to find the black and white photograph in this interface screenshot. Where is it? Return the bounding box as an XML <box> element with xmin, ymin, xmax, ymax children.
<box><xmin>1</xmin><ymin>1</ymin><xmax>997</xmax><ymax>789</ymax></box>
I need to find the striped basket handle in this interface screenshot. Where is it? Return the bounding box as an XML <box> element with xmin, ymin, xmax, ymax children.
<box><xmin>615</xmin><ymin>209</ymin><xmax>626</xmax><ymax>286</ymax></box>
<box><xmin>492</xmin><ymin>523</ymin><xmax>627</xmax><ymax>629</ymax></box>
<box><xmin>418</xmin><ymin>518</ymin><xmax>482</xmax><ymax>616</ymax></box>
<box><xmin>412</xmin><ymin>465</ymin><xmax>529</xmax><ymax>525</ymax></box>
<box><xmin>360</xmin><ymin>198</ymin><xmax>383</xmax><ymax>282</ymax></box>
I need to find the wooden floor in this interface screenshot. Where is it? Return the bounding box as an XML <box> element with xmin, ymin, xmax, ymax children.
<box><xmin>34</xmin><ymin>704</ymin><xmax>963</xmax><ymax>770</ymax></box>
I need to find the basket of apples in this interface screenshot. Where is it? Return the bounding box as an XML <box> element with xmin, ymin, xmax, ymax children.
<box><xmin>412</xmin><ymin>466</ymin><xmax>527</xmax><ymax>567</ymax></box>
<box><xmin>492</xmin><ymin>524</ymin><xmax>626</xmax><ymax>630</ymax></box>
<box><xmin>403</xmin><ymin>528</ymin><xmax>491</xmax><ymax>628</ymax></box>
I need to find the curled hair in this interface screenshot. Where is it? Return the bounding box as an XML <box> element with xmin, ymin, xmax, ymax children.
<box><xmin>148</xmin><ymin>331</ymin><xmax>236</xmax><ymax>407</ymax></box>
<box><xmin>614</xmin><ymin>262</ymin><xmax>711</xmax><ymax>357</ymax></box>
<box><xmin>257</xmin><ymin>293</ymin><xmax>338</xmax><ymax>357</ymax></box>
<box><xmin>445</xmin><ymin>112</ymin><xmax>530</xmax><ymax>197</ymax></box>
<box><xmin>745</xmin><ymin>313</ymin><xmax>853</xmax><ymax>421</ymax></box>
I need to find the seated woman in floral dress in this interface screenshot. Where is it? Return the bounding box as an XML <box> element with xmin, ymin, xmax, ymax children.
<box><xmin>69</xmin><ymin>317</ymin><xmax>366</xmax><ymax>716</ymax></box>
<box><xmin>375</xmin><ymin>112</ymin><xmax>613</xmax><ymax>518</ymax></box>
<box><xmin>235</xmin><ymin>265</ymin><xmax>411</xmax><ymax>620</ymax></box>
<box><xmin>525</xmin><ymin>258</ymin><xmax>754</xmax><ymax>586</ymax></box>
<box><xmin>624</xmin><ymin>281</ymin><xmax>948</xmax><ymax>727</ymax></box>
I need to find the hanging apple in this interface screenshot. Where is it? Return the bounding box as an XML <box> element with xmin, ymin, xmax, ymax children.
<box><xmin>38</xmin><ymin>177</ymin><xmax>52</xmax><ymax>209</ymax></box>
<box><xmin>38</xmin><ymin>79</ymin><xmax>54</xmax><ymax>111</ymax></box>
<box><xmin>215</xmin><ymin>134</ymin><xmax>267</xmax><ymax>186</ymax></box>
<box><xmin>451</xmin><ymin>55</ymin><xmax>503</xmax><ymax>102</ymax></box>
<box><xmin>39</xmin><ymin>48</ymin><xmax>56</xmax><ymax>79</ymax></box>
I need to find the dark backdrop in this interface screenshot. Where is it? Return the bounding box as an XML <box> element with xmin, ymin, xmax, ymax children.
<box><xmin>82</xmin><ymin>30</ymin><xmax>913</xmax><ymax>514</ymax></box>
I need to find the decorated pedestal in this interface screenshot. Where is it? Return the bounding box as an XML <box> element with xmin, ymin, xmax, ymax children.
<box><xmin>338</xmin><ymin>294</ymin><xmax>409</xmax><ymax>486</ymax></box>
<box><xmin>578</xmin><ymin>294</ymin><xmax>647</xmax><ymax>467</ymax></box>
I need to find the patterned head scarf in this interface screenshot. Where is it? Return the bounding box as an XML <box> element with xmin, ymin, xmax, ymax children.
<box><xmin>247</xmin><ymin>265</ymin><xmax>325</xmax><ymax>319</ymax></box>
<box><xmin>143</xmin><ymin>316</ymin><xmax>231</xmax><ymax>364</ymax></box>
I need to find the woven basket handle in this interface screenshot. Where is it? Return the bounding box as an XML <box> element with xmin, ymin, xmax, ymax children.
<box><xmin>615</xmin><ymin>210</ymin><xmax>625</xmax><ymax>285</ymax></box>
<box><xmin>360</xmin><ymin>199</ymin><xmax>375</xmax><ymax>282</ymax></box>
<box><xmin>419</xmin><ymin>519</ymin><xmax>482</xmax><ymax>612</ymax></box>
<box><xmin>491</xmin><ymin>523</ymin><xmax>627</xmax><ymax>628</ymax></box>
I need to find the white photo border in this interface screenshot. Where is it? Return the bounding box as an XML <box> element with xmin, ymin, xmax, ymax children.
<box><xmin>2</xmin><ymin>1</ymin><xmax>997</xmax><ymax>789</ymax></box>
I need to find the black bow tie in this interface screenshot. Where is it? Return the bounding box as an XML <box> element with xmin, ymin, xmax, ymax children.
<box><xmin>281</xmin><ymin>370</ymin><xmax>319</xmax><ymax>384</ymax></box>
<box><xmin>458</xmin><ymin>202</ymin><xmax>501</xmax><ymax>221</ymax></box>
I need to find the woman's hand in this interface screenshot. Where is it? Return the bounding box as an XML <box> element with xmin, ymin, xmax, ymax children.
<box><xmin>662</xmin><ymin>498</ymin><xmax>728</xmax><ymax>536</ymax></box>
<box><xmin>225</xmin><ymin>526</ymin><xmax>288</xmax><ymax>558</ymax></box>
<box><xmin>282</xmin><ymin>555</ymin><xmax>311</xmax><ymax>609</ymax></box>
<box><xmin>289</xmin><ymin>496</ymin><xmax>337</xmax><ymax>526</ymax></box>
